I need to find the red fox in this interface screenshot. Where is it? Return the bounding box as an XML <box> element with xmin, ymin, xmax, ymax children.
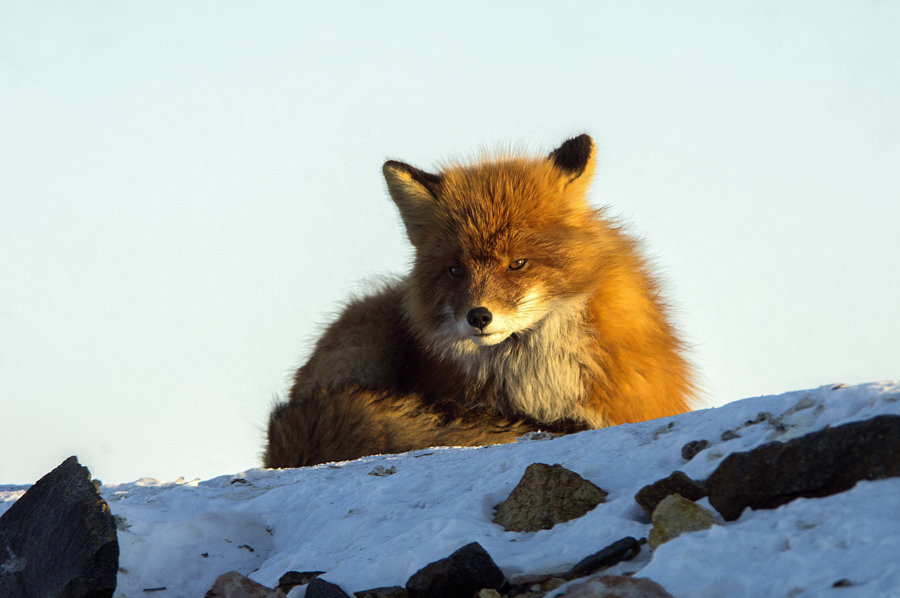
<box><xmin>264</xmin><ymin>135</ymin><xmax>694</xmax><ymax>468</ymax></box>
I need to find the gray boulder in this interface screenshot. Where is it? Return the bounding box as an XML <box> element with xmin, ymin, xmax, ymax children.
<box><xmin>0</xmin><ymin>456</ymin><xmax>119</xmax><ymax>598</ymax></box>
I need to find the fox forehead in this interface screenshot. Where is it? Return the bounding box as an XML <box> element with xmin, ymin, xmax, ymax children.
<box><xmin>427</xmin><ymin>161</ymin><xmax>568</xmax><ymax>257</ymax></box>
<box><xmin>438</xmin><ymin>160</ymin><xmax>562</xmax><ymax>221</ymax></box>
<box><xmin>384</xmin><ymin>135</ymin><xmax>597</xmax><ymax>254</ymax></box>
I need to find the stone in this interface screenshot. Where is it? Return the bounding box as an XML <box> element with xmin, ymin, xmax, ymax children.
<box><xmin>681</xmin><ymin>439</ymin><xmax>710</xmax><ymax>461</ymax></box>
<box><xmin>0</xmin><ymin>456</ymin><xmax>119</xmax><ymax>598</ymax></box>
<box><xmin>476</xmin><ymin>590</ymin><xmax>502</xmax><ymax>598</ymax></box>
<box><xmin>278</xmin><ymin>570</ymin><xmax>325</xmax><ymax>593</ymax></box>
<box><xmin>204</xmin><ymin>571</ymin><xmax>284</xmax><ymax>598</ymax></box>
<box><xmin>307</xmin><ymin>578</ymin><xmax>352</xmax><ymax>598</ymax></box>
<box><xmin>541</xmin><ymin>577</ymin><xmax>567</xmax><ymax>591</ymax></box>
<box><xmin>493</xmin><ymin>463</ymin><xmax>608</xmax><ymax>532</ymax></box>
<box><xmin>648</xmin><ymin>494</ymin><xmax>718</xmax><ymax>549</ymax></box>
<box><xmin>634</xmin><ymin>471</ymin><xmax>707</xmax><ymax>516</ymax></box>
<box><xmin>368</xmin><ymin>465</ymin><xmax>397</xmax><ymax>477</ymax></box>
<box><xmin>566</xmin><ymin>536</ymin><xmax>641</xmax><ymax>578</ymax></box>
<box><xmin>505</xmin><ymin>573</ymin><xmax>553</xmax><ymax>596</ymax></box>
<box><xmin>354</xmin><ymin>586</ymin><xmax>409</xmax><ymax>598</ymax></box>
<box><xmin>706</xmin><ymin>415</ymin><xmax>900</xmax><ymax>521</ymax></box>
<box><xmin>406</xmin><ymin>542</ymin><xmax>505</xmax><ymax>598</ymax></box>
<box><xmin>554</xmin><ymin>575</ymin><xmax>673</xmax><ymax>597</ymax></box>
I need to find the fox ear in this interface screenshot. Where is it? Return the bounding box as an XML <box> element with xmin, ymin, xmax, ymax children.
<box><xmin>548</xmin><ymin>134</ymin><xmax>595</xmax><ymax>186</ymax></box>
<box><xmin>383</xmin><ymin>160</ymin><xmax>442</xmax><ymax>247</ymax></box>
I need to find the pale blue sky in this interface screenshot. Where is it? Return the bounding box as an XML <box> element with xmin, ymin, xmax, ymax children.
<box><xmin>2</xmin><ymin>1</ymin><xmax>898</xmax><ymax>484</ymax></box>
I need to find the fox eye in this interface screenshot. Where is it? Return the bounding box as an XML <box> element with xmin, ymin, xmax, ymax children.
<box><xmin>448</xmin><ymin>266</ymin><xmax>464</xmax><ymax>278</ymax></box>
<box><xmin>508</xmin><ymin>259</ymin><xmax>528</xmax><ymax>271</ymax></box>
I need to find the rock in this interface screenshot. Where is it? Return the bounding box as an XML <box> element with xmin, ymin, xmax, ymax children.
<box><xmin>368</xmin><ymin>465</ymin><xmax>397</xmax><ymax>477</ymax></box>
<box><xmin>204</xmin><ymin>571</ymin><xmax>284</xmax><ymax>597</ymax></box>
<box><xmin>0</xmin><ymin>456</ymin><xmax>119</xmax><ymax>598</ymax></box>
<box><xmin>681</xmin><ymin>439</ymin><xmax>710</xmax><ymax>461</ymax></box>
<box><xmin>566</xmin><ymin>536</ymin><xmax>641</xmax><ymax>578</ymax></box>
<box><xmin>634</xmin><ymin>471</ymin><xmax>707</xmax><ymax>516</ymax></box>
<box><xmin>406</xmin><ymin>542</ymin><xmax>505</xmax><ymax>598</ymax></box>
<box><xmin>540</xmin><ymin>577</ymin><xmax>567</xmax><ymax>592</ymax></box>
<box><xmin>476</xmin><ymin>590</ymin><xmax>502</xmax><ymax>598</ymax></box>
<box><xmin>278</xmin><ymin>570</ymin><xmax>325</xmax><ymax>593</ymax></box>
<box><xmin>493</xmin><ymin>463</ymin><xmax>608</xmax><ymax>532</ymax></box>
<box><xmin>307</xmin><ymin>578</ymin><xmax>353</xmax><ymax>598</ymax></box>
<box><xmin>554</xmin><ymin>575</ymin><xmax>673</xmax><ymax>597</ymax></box>
<box><xmin>648</xmin><ymin>494</ymin><xmax>718</xmax><ymax>549</ymax></box>
<box><xmin>706</xmin><ymin>415</ymin><xmax>900</xmax><ymax>521</ymax></box>
<box><xmin>354</xmin><ymin>586</ymin><xmax>409</xmax><ymax>598</ymax></box>
<box><xmin>505</xmin><ymin>573</ymin><xmax>554</xmax><ymax>597</ymax></box>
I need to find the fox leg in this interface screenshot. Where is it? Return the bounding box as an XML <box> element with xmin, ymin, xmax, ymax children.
<box><xmin>263</xmin><ymin>388</ymin><xmax>542</xmax><ymax>468</ymax></box>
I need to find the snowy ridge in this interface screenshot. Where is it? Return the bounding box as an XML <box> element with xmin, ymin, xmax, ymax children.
<box><xmin>3</xmin><ymin>381</ymin><xmax>899</xmax><ymax>597</ymax></box>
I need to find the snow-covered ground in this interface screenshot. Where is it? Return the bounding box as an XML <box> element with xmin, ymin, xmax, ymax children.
<box><xmin>3</xmin><ymin>381</ymin><xmax>899</xmax><ymax>597</ymax></box>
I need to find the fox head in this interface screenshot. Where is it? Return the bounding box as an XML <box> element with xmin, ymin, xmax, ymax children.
<box><xmin>383</xmin><ymin>134</ymin><xmax>611</xmax><ymax>358</ymax></box>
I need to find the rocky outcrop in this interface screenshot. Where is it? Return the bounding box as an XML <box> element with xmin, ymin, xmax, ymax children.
<box><xmin>493</xmin><ymin>464</ymin><xmax>608</xmax><ymax>532</ymax></box>
<box><xmin>706</xmin><ymin>414</ymin><xmax>900</xmax><ymax>520</ymax></box>
<box><xmin>0</xmin><ymin>456</ymin><xmax>119</xmax><ymax>598</ymax></box>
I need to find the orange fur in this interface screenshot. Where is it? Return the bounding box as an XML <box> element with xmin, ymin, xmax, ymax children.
<box><xmin>264</xmin><ymin>135</ymin><xmax>694</xmax><ymax>468</ymax></box>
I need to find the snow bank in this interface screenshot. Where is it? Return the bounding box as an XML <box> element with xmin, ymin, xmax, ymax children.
<box><xmin>2</xmin><ymin>381</ymin><xmax>898</xmax><ymax>597</ymax></box>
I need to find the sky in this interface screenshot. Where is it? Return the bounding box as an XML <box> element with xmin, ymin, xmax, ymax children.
<box><xmin>1</xmin><ymin>1</ymin><xmax>898</xmax><ymax>485</ymax></box>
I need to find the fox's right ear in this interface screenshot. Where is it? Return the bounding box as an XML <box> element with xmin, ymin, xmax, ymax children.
<box><xmin>383</xmin><ymin>160</ymin><xmax>442</xmax><ymax>247</ymax></box>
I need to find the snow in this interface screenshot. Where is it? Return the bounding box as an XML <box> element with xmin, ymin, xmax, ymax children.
<box><xmin>2</xmin><ymin>381</ymin><xmax>899</xmax><ymax>597</ymax></box>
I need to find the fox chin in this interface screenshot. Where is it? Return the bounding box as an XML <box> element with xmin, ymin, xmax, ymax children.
<box><xmin>264</xmin><ymin>134</ymin><xmax>695</xmax><ymax>468</ymax></box>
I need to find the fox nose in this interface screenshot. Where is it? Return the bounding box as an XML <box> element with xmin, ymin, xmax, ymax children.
<box><xmin>466</xmin><ymin>307</ymin><xmax>493</xmax><ymax>330</ymax></box>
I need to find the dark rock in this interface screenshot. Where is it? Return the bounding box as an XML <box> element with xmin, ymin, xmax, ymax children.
<box><xmin>0</xmin><ymin>456</ymin><xmax>119</xmax><ymax>598</ymax></box>
<box><xmin>354</xmin><ymin>586</ymin><xmax>409</xmax><ymax>598</ymax></box>
<box><xmin>307</xmin><ymin>577</ymin><xmax>352</xmax><ymax>598</ymax></box>
<box><xmin>634</xmin><ymin>471</ymin><xmax>707</xmax><ymax>516</ymax></box>
<box><xmin>493</xmin><ymin>463</ymin><xmax>608</xmax><ymax>532</ymax></box>
<box><xmin>278</xmin><ymin>570</ymin><xmax>325</xmax><ymax>593</ymax></box>
<box><xmin>745</xmin><ymin>412</ymin><xmax>774</xmax><ymax>426</ymax></box>
<box><xmin>554</xmin><ymin>575</ymin><xmax>673</xmax><ymax>597</ymax></box>
<box><xmin>566</xmin><ymin>536</ymin><xmax>641</xmax><ymax>579</ymax></box>
<box><xmin>204</xmin><ymin>571</ymin><xmax>283</xmax><ymax>597</ymax></box>
<box><xmin>720</xmin><ymin>429</ymin><xmax>741</xmax><ymax>441</ymax></box>
<box><xmin>706</xmin><ymin>415</ymin><xmax>900</xmax><ymax>521</ymax></box>
<box><xmin>406</xmin><ymin>542</ymin><xmax>505</xmax><ymax>598</ymax></box>
<box><xmin>681</xmin><ymin>439</ymin><xmax>710</xmax><ymax>461</ymax></box>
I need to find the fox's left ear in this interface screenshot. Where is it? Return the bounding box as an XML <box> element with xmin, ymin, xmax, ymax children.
<box><xmin>383</xmin><ymin>160</ymin><xmax>442</xmax><ymax>247</ymax></box>
<box><xmin>548</xmin><ymin>134</ymin><xmax>596</xmax><ymax>189</ymax></box>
